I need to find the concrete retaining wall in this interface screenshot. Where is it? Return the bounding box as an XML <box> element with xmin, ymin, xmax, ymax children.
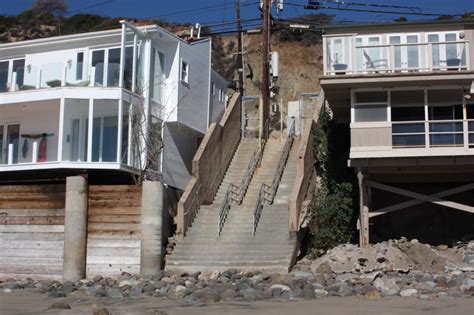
<box><xmin>177</xmin><ymin>93</ymin><xmax>242</xmax><ymax>237</ymax></box>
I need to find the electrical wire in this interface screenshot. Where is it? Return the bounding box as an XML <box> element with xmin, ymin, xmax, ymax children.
<box><xmin>286</xmin><ymin>1</ymin><xmax>464</xmax><ymax>18</ymax></box>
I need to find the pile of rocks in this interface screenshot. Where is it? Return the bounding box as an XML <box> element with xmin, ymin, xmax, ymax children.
<box><xmin>0</xmin><ymin>239</ymin><xmax>472</xmax><ymax>303</ymax></box>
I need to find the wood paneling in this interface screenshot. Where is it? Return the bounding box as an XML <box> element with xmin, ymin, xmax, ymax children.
<box><xmin>86</xmin><ymin>185</ymin><xmax>142</xmax><ymax>278</ymax></box>
<box><xmin>0</xmin><ymin>184</ymin><xmax>65</xmax><ymax>279</ymax></box>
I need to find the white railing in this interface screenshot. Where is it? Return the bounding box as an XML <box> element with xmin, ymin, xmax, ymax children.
<box><xmin>1</xmin><ymin>62</ymin><xmax>123</xmax><ymax>93</ymax></box>
<box><xmin>392</xmin><ymin>119</ymin><xmax>474</xmax><ymax>148</ymax></box>
<box><xmin>325</xmin><ymin>39</ymin><xmax>469</xmax><ymax>75</ymax></box>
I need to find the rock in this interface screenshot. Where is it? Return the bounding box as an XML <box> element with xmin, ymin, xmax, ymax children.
<box><xmin>93</xmin><ymin>275</ymin><xmax>103</xmax><ymax>283</ymax></box>
<box><xmin>161</xmin><ymin>277</ymin><xmax>174</xmax><ymax>284</ymax></box>
<box><xmin>203</xmin><ymin>291</ymin><xmax>221</xmax><ymax>303</ymax></box>
<box><xmin>107</xmin><ymin>289</ymin><xmax>123</xmax><ymax>299</ymax></box>
<box><xmin>221</xmin><ymin>289</ymin><xmax>237</xmax><ymax>301</ymax></box>
<box><xmin>93</xmin><ymin>288</ymin><xmax>106</xmax><ymax>298</ymax></box>
<box><xmin>118</xmin><ymin>280</ymin><xmax>132</xmax><ymax>288</ymax></box>
<box><xmin>130</xmin><ymin>286</ymin><xmax>143</xmax><ymax>297</ymax></box>
<box><xmin>298</xmin><ymin>284</ymin><xmax>314</xmax><ymax>299</ymax></box>
<box><xmin>209</xmin><ymin>270</ymin><xmax>220</xmax><ymax>280</ymax></box>
<box><xmin>175</xmin><ymin>285</ymin><xmax>186</xmax><ymax>293</ymax></box>
<box><xmin>364</xmin><ymin>289</ymin><xmax>381</xmax><ymax>300</ymax></box>
<box><xmin>293</xmin><ymin>271</ymin><xmax>313</xmax><ymax>278</ymax></box>
<box><xmin>62</xmin><ymin>281</ymin><xmax>74</xmax><ymax>294</ymax></box>
<box><xmin>437</xmin><ymin>245</ymin><xmax>448</xmax><ymax>251</ymax></box>
<box><xmin>337</xmin><ymin>283</ymin><xmax>353</xmax><ymax>296</ymax></box>
<box><xmin>3</xmin><ymin>288</ymin><xmax>12</xmax><ymax>293</ymax></box>
<box><xmin>400</xmin><ymin>289</ymin><xmax>418</xmax><ymax>297</ymax></box>
<box><xmin>269</xmin><ymin>284</ymin><xmax>291</xmax><ymax>291</ymax></box>
<box><xmin>4</xmin><ymin>283</ymin><xmax>19</xmax><ymax>290</ymax></box>
<box><xmin>94</xmin><ymin>308</ymin><xmax>111</xmax><ymax>315</ymax></box>
<box><xmin>48</xmin><ymin>302</ymin><xmax>71</xmax><ymax>310</ymax></box>
<box><xmin>241</xmin><ymin>288</ymin><xmax>260</xmax><ymax>301</ymax></box>
<box><xmin>374</xmin><ymin>278</ymin><xmax>399</xmax><ymax>297</ymax></box>
<box><xmin>314</xmin><ymin>289</ymin><xmax>328</xmax><ymax>298</ymax></box>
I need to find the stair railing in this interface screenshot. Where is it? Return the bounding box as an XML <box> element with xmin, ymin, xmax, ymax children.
<box><xmin>252</xmin><ymin>118</ymin><xmax>296</xmax><ymax>237</ymax></box>
<box><xmin>218</xmin><ymin>119</ymin><xmax>271</xmax><ymax>236</ymax></box>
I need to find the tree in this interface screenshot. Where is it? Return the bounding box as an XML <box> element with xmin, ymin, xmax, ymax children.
<box><xmin>462</xmin><ymin>11</ymin><xmax>474</xmax><ymax>19</ymax></box>
<box><xmin>31</xmin><ymin>0</ymin><xmax>68</xmax><ymax>16</ymax></box>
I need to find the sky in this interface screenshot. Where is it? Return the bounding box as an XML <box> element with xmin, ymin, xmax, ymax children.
<box><xmin>1</xmin><ymin>0</ymin><xmax>473</xmax><ymax>29</ymax></box>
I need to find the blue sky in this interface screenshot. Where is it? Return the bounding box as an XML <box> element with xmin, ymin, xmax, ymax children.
<box><xmin>1</xmin><ymin>0</ymin><xmax>473</xmax><ymax>27</ymax></box>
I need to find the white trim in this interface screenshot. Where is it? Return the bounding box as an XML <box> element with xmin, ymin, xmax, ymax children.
<box><xmin>0</xmin><ymin>161</ymin><xmax>137</xmax><ymax>173</ymax></box>
<box><xmin>87</xmin><ymin>99</ymin><xmax>93</xmax><ymax>162</ymax></box>
<box><xmin>350</xmin><ymin>147</ymin><xmax>474</xmax><ymax>159</ymax></box>
<box><xmin>57</xmin><ymin>97</ymin><xmax>65</xmax><ymax>161</ymax></box>
<box><xmin>351</xmin><ymin>122</ymin><xmax>391</xmax><ymax>128</ymax></box>
<box><xmin>0</xmin><ymin>87</ymin><xmax>124</xmax><ymax>105</ymax></box>
<box><xmin>117</xmin><ymin>99</ymin><xmax>123</xmax><ymax>163</ymax></box>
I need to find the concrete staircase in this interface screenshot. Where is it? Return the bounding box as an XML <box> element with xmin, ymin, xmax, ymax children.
<box><xmin>166</xmin><ymin>133</ymin><xmax>299</xmax><ymax>273</ymax></box>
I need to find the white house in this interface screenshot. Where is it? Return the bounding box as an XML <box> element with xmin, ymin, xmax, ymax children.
<box><xmin>0</xmin><ymin>21</ymin><xmax>228</xmax><ymax>189</ymax></box>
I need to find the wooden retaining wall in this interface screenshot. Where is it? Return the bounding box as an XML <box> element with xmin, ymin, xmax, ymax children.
<box><xmin>86</xmin><ymin>185</ymin><xmax>142</xmax><ymax>278</ymax></box>
<box><xmin>0</xmin><ymin>184</ymin><xmax>66</xmax><ymax>280</ymax></box>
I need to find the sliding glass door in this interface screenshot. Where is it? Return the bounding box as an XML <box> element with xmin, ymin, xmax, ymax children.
<box><xmin>0</xmin><ymin>124</ymin><xmax>20</xmax><ymax>164</ymax></box>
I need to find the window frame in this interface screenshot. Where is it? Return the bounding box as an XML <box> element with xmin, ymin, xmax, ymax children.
<box><xmin>180</xmin><ymin>59</ymin><xmax>189</xmax><ymax>84</ymax></box>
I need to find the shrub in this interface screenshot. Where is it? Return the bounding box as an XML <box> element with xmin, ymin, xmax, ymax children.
<box><xmin>307</xmin><ymin>104</ymin><xmax>357</xmax><ymax>257</ymax></box>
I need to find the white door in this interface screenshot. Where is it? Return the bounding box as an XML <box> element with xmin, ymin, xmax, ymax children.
<box><xmin>427</xmin><ymin>32</ymin><xmax>463</xmax><ymax>69</ymax></box>
<box><xmin>355</xmin><ymin>36</ymin><xmax>384</xmax><ymax>72</ymax></box>
<box><xmin>389</xmin><ymin>34</ymin><xmax>421</xmax><ymax>71</ymax></box>
<box><xmin>0</xmin><ymin>123</ymin><xmax>20</xmax><ymax>164</ymax></box>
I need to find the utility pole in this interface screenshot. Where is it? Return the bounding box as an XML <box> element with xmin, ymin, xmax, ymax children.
<box><xmin>260</xmin><ymin>0</ymin><xmax>271</xmax><ymax>141</ymax></box>
<box><xmin>236</xmin><ymin>0</ymin><xmax>244</xmax><ymax>93</ymax></box>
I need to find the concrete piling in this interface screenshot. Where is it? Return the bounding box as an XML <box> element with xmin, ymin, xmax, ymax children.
<box><xmin>63</xmin><ymin>176</ymin><xmax>88</xmax><ymax>281</ymax></box>
<box><xmin>140</xmin><ymin>180</ymin><xmax>164</xmax><ymax>276</ymax></box>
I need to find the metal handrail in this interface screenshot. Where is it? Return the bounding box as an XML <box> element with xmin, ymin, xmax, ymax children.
<box><xmin>252</xmin><ymin>119</ymin><xmax>296</xmax><ymax>236</ymax></box>
<box><xmin>217</xmin><ymin>118</ymin><xmax>271</xmax><ymax>236</ymax></box>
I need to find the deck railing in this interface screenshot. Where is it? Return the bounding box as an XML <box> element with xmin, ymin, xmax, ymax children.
<box><xmin>392</xmin><ymin>119</ymin><xmax>474</xmax><ymax>148</ymax></box>
<box><xmin>325</xmin><ymin>39</ymin><xmax>469</xmax><ymax>75</ymax></box>
<box><xmin>252</xmin><ymin>119</ymin><xmax>295</xmax><ymax>237</ymax></box>
<box><xmin>217</xmin><ymin>118</ymin><xmax>270</xmax><ymax>237</ymax></box>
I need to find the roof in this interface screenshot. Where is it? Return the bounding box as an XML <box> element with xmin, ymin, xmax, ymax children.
<box><xmin>0</xmin><ymin>23</ymin><xmax>209</xmax><ymax>51</ymax></box>
<box><xmin>322</xmin><ymin>18</ymin><xmax>474</xmax><ymax>34</ymax></box>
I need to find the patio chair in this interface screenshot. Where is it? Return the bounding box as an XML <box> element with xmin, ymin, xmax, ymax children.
<box><xmin>363</xmin><ymin>50</ymin><xmax>388</xmax><ymax>71</ymax></box>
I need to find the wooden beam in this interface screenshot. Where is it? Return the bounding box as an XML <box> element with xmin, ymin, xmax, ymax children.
<box><xmin>358</xmin><ymin>171</ymin><xmax>369</xmax><ymax>248</ymax></box>
<box><xmin>370</xmin><ymin>183</ymin><xmax>474</xmax><ymax>217</ymax></box>
<box><xmin>367</xmin><ymin>181</ymin><xmax>474</xmax><ymax>214</ymax></box>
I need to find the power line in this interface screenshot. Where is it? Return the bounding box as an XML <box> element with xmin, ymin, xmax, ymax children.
<box><xmin>65</xmin><ymin>0</ymin><xmax>116</xmax><ymax>15</ymax></box>
<box><xmin>143</xmin><ymin>1</ymin><xmax>259</xmax><ymax>20</ymax></box>
<box><xmin>287</xmin><ymin>1</ymin><xmax>464</xmax><ymax>18</ymax></box>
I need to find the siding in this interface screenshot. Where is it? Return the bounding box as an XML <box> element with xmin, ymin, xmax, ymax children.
<box><xmin>0</xmin><ymin>184</ymin><xmax>65</xmax><ymax>280</ymax></box>
<box><xmin>351</xmin><ymin>126</ymin><xmax>392</xmax><ymax>147</ymax></box>
<box><xmin>86</xmin><ymin>185</ymin><xmax>142</xmax><ymax>277</ymax></box>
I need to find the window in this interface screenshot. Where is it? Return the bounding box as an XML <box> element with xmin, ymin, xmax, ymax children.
<box><xmin>391</xmin><ymin>90</ymin><xmax>426</xmax><ymax>148</ymax></box>
<box><xmin>181</xmin><ymin>60</ymin><xmax>189</xmax><ymax>84</ymax></box>
<box><xmin>218</xmin><ymin>88</ymin><xmax>222</xmax><ymax>102</ymax></box>
<box><xmin>427</xmin><ymin>32</ymin><xmax>465</xmax><ymax>69</ymax></box>
<box><xmin>151</xmin><ymin>49</ymin><xmax>166</xmax><ymax>104</ymax></box>
<box><xmin>76</xmin><ymin>52</ymin><xmax>84</xmax><ymax>81</ymax></box>
<box><xmin>212</xmin><ymin>82</ymin><xmax>215</xmax><ymax>96</ymax></box>
<box><xmin>0</xmin><ymin>61</ymin><xmax>8</xmax><ymax>92</ymax></box>
<box><xmin>107</xmin><ymin>48</ymin><xmax>121</xmax><ymax>87</ymax></box>
<box><xmin>353</xmin><ymin>91</ymin><xmax>388</xmax><ymax>123</ymax></box>
<box><xmin>12</xmin><ymin>59</ymin><xmax>25</xmax><ymax>89</ymax></box>
<box><xmin>91</xmin><ymin>50</ymin><xmax>105</xmax><ymax>86</ymax></box>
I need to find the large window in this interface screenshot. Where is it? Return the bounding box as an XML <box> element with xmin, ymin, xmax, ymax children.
<box><xmin>391</xmin><ymin>90</ymin><xmax>425</xmax><ymax>147</ymax></box>
<box><xmin>427</xmin><ymin>32</ymin><xmax>466</xmax><ymax>69</ymax></box>
<box><xmin>353</xmin><ymin>91</ymin><xmax>388</xmax><ymax>123</ymax></box>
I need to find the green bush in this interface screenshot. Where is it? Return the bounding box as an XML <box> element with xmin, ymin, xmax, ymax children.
<box><xmin>307</xmin><ymin>103</ymin><xmax>357</xmax><ymax>257</ymax></box>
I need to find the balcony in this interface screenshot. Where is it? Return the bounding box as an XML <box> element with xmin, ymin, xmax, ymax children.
<box><xmin>0</xmin><ymin>98</ymin><xmax>141</xmax><ymax>173</ymax></box>
<box><xmin>0</xmin><ymin>22</ymin><xmax>145</xmax><ymax>95</ymax></box>
<box><xmin>350</xmin><ymin>88</ymin><xmax>474</xmax><ymax>159</ymax></box>
<box><xmin>324</xmin><ymin>33</ymin><xmax>470</xmax><ymax>75</ymax></box>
